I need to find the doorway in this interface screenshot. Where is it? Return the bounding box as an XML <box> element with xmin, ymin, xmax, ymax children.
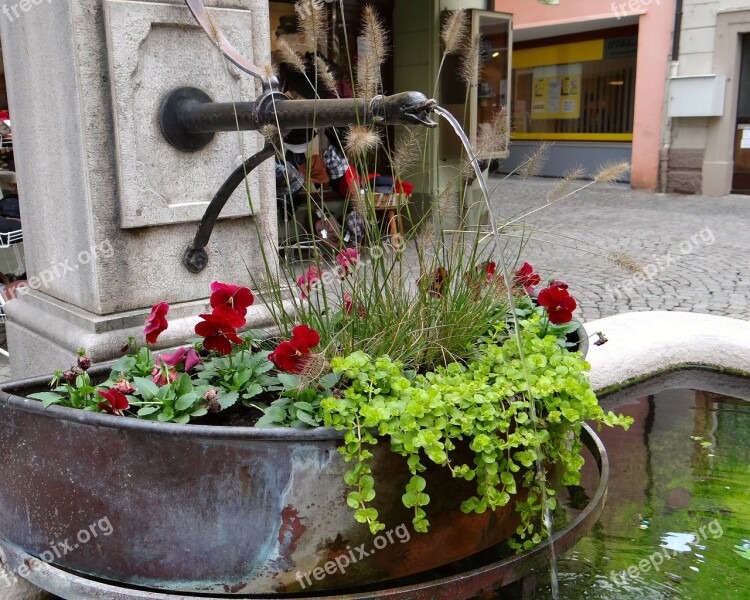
<box><xmin>732</xmin><ymin>34</ymin><xmax>750</xmax><ymax>193</ymax></box>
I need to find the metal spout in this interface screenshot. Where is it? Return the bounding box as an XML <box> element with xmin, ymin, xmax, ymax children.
<box><xmin>160</xmin><ymin>86</ymin><xmax>438</xmax><ymax>152</ymax></box>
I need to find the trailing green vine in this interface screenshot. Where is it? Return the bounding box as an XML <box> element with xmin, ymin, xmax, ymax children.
<box><xmin>320</xmin><ymin>315</ymin><xmax>633</xmax><ymax>547</ymax></box>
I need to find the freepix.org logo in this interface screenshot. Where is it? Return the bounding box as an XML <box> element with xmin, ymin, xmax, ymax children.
<box><xmin>2</xmin><ymin>0</ymin><xmax>54</xmax><ymax>23</ymax></box>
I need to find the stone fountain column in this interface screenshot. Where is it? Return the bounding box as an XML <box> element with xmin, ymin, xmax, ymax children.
<box><xmin>0</xmin><ymin>0</ymin><xmax>277</xmax><ymax>378</ymax></box>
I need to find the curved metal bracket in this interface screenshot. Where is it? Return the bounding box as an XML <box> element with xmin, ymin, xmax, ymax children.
<box><xmin>183</xmin><ymin>142</ymin><xmax>276</xmax><ymax>273</ymax></box>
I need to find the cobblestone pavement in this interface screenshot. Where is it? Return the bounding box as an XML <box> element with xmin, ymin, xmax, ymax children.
<box><xmin>487</xmin><ymin>175</ymin><xmax>750</xmax><ymax>323</ymax></box>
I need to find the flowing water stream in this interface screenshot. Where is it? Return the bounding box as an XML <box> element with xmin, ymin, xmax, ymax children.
<box><xmin>433</xmin><ymin>105</ymin><xmax>561</xmax><ymax>599</ymax></box>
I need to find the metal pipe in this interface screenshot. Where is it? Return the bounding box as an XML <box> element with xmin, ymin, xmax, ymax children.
<box><xmin>160</xmin><ymin>87</ymin><xmax>438</xmax><ymax>151</ymax></box>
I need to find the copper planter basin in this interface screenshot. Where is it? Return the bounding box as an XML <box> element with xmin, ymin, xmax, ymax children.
<box><xmin>0</xmin><ymin>371</ymin><xmax>529</xmax><ymax>595</ymax></box>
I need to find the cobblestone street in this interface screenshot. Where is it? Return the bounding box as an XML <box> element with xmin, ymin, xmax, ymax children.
<box><xmin>488</xmin><ymin>175</ymin><xmax>750</xmax><ymax>323</ymax></box>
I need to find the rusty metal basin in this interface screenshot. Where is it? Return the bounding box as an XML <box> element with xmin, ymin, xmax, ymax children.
<box><xmin>0</xmin><ymin>370</ymin><xmax>536</xmax><ymax>595</ymax></box>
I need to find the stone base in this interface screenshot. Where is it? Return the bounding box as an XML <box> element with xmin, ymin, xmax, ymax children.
<box><xmin>4</xmin><ymin>291</ymin><xmax>282</xmax><ymax>379</ymax></box>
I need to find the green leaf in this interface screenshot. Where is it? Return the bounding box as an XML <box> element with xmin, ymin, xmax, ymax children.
<box><xmin>219</xmin><ymin>391</ymin><xmax>240</xmax><ymax>410</ymax></box>
<box><xmin>133</xmin><ymin>377</ymin><xmax>159</xmax><ymax>399</ymax></box>
<box><xmin>320</xmin><ymin>371</ymin><xmax>342</xmax><ymax>390</ymax></box>
<box><xmin>137</xmin><ymin>406</ymin><xmax>160</xmax><ymax>417</ymax></box>
<box><xmin>175</xmin><ymin>392</ymin><xmax>198</xmax><ymax>412</ymax></box>
<box><xmin>110</xmin><ymin>355</ymin><xmax>137</xmax><ymax>374</ymax></box>
<box><xmin>295</xmin><ymin>411</ymin><xmax>319</xmax><ymax>427</ymax></box>
<box><xmin>175</xmin><ymin>373</ymin><xmax>193</xmax><ymax>397</ymax></box>
<box><xmin>294</xmin><ymin>401</ymin><xmax>314</xmax><ymax>413</ymax></box>
<box><xmin>190</xmin><ymin>407</ymin><xmax>208</xmax><ymax>417</ymax></box>
<box><xmin>29</xmin><ymin>392</ymin><xmax>65</xmax><ymax>408</ymax></box>
<box><xmin>277</xmin><ymin>373</ymin><xmax>301</xmax><ymax>390</ymax></box>
<box><xmin>243</xmin><ymin>383</ymin><xmax>263</xmax><ymax>400</ymax></box>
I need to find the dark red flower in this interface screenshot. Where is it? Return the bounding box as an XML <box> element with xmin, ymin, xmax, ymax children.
<box><xmin>290</xmin><ymin>324</ymin><xmax>321</xmax><ymax>353</ymax></box>
<box><xmin>144</xmin><ymin>302</ymin><xmax>169</xmax><ymax>344</ymax></box>
<box><xmin>514</xmin><ymin>262</ymin><xmax>541</xmax><ymax>294</ymax></box>
<box><xmin>195</xmin><ymin>313</ymin><xmax>243</xmax><ymax>355</ymax></box>
<box><xmin>549</xmin><ymin>280</ymin><xmax>569</xmax><ymax>291</ymax></box>
<box><xmin>482</xmin><ymin>261</ymin><xmax>497</xmax><ymax>282</ymax></box>
<box><xmin>269</xmin><ymin>341</ymin><xmax>305</xmax><ymax>373</ymax></box>
<box><xmin>298</xmin><ymin>266</ymin><xmax>322</xmax><ymax>300</ymax></box>
<box><xmin>336</xmin><ymin>248</ymin><xmax>360</xmax><ymax>276</ymax></box>
<box><xmin>420</xmin><ymin>267</ymin><xmax>449</xmax><ymax>298</ymax></box>
<box><xmin>537</xmin><ymin>284</ymin><xmax>577</xmax><ymax>325</ymax></box>
<box><xmin>156</xmin><ymin>347</ymin><xmax>202</xmax><ymax>371</ymax></box>
<box><xmin>97</xmin><ymin>389</ymin><xmax>129</xmax><ymax>416</ymax></box>
<box><xmin>209</xmin><ymin>281</ymin><xmax>254</xmax><ymax>326</ymax></box>
<box><xmin>269</xmin><ymin>325</ymin><xmax>321</xmax><ymax>374</ymax></box>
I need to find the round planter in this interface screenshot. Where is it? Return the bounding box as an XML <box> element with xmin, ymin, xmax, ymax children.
<box><xmin>0</xmin><ymin>371</ymin><xmax>529</xmax><ymax>596</ymax></box>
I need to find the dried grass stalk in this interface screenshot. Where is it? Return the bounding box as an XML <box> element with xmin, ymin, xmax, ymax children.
<box><xmin>610</xmin><ymin>251</ymin><xmax>648</xmax><ymax>276</ymax></box>
<box><xmin>476</xmin><ymin>107</ymin><xmax>509</xmax><ymax>157</ymax></box>
<box><xmin>442</xmin><ymin>9</ymin><xmax>468</xmax><ymax>55</ymax></box>
<box><xmin>392</xmin><ymin>127</ymin><xmax>421</xmax><ymax>175</ymax></box>
<box><xmin>278</xmin><ymin>40</ymin><xmax>306</xmax><ymax>73</ymax></box>
<box><xmin>315</xmin><ymin>56</ymin><xmax>338</xmax><ymax>96</ymax></box>
<box><xmin>362</xmin><ymin>5</ymin><xmax>389</xmax><ymax>66</ymax></box>
<box><xmin>460</xmin><ymin>34</ymin><xmax>482</xmax><ymax>87</ymax></box>
<box><xmin>295</xmin><ymin>0</ymin><xmax>326</xmax><ymax>50</ymax></box>
<box><xmin>594</xmin><ymin>161</ymin><xmax>630</xmax><ymax>183</ymax></box>
<box><xmin>519</xmin><ymin>142</ymin><xmax>552</xmax><ymax>180</ymax></box>
<box><xmin>548</xmin><ymin>166</ymin><xmax>585</xmax><ymax>203</ymax></box>
<box><xmin>346</xmin><ymin>125</ymin><xmax>380</xmax><ymax>158</ymax></box>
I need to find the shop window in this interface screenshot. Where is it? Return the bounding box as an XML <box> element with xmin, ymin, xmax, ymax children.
<box><xmin>511</xmin><ymin>33</ymin><xmax>637</xmax><ymax>142</ymax></box>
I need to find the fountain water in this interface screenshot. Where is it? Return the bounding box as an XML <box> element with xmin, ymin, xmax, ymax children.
<box><xmin>433</xmin><ymin>106</ymin><xmax>561</xmax><ymax>600</ymax></box>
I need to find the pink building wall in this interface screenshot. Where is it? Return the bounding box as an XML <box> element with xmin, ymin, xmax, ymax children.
<box><xmin>494</xmin><ymin>0</ymin><xmax>677</xmax><ymax>190</ymax></box>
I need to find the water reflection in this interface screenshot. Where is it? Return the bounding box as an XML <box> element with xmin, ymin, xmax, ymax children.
<box><xmin>525</xmin><ymin>387</ymin><xmax>750</xmax><ymax>599</ymax></box>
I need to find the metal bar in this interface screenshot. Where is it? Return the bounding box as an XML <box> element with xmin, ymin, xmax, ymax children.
<box><xmin>182</xmin><ymin>142</ymin><xmax>276</xmax><ymax>273</ymax></box>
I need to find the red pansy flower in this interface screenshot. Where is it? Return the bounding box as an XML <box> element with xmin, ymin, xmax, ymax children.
<box><xmin>144</xmin><ymin>302</ymin><xmax>169</xmax><ymax>344</ymax></box>
<box><xmin>156</xmin><ymin>347</ymin><xmax>202</xmax><ymax>371</ymax></box>
<box><xmin>209</xmin><ymin>282</ymin><xmax>254</xmax><ymax>326</ymax></box>
<box><xmin>290</xmin><ymin>324</ymin><xmax>321</xmax><ymax>353</ymax></box>
<box><xmin>336</xmin><ymin>248</ymin><xmax>360</xmax><ymax>276</ymax></box>
<box><xmin>297</xmin><ymin>266</ymin><xmax>322</xmax><ymax>300</ymax></box>
<box><xmin>195</xmin><ymin>313</ymin><xmax>243</xmax><ymax>355</ymax></box>
<box><xmin>269</xmin><ymin>325</ymin><xmax>321</xmax><ymax>374</ymax></box>
<box><xmin>537</xmin><ymin>283</ymin><xmax>577</xmax><ymax>325</ymax></box>
<box><xmin>97</xmin><ymin>389</ymin><xmax>129</xmax><ymax>416</ymax></box>
<box><xmin>514</xmin><ymin>262</ymin><xmax>541</xmax><ymax>294</ymax></box>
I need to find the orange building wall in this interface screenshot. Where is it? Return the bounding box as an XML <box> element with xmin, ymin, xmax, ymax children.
<box><xmin>494</xmin><ymin>0</ymin><xmax>677</xmax><ymax>190</ymax></box>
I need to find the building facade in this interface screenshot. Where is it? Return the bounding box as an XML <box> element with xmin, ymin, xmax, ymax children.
<box><xmin>666</xmin><ymin>1</ymin><xmax>750</xmax><ymax>196</ymax></box>
<box><xmin>493</xmin><ymin>0</ymin><xmax>677</xmax><ymax>189</ymax></box>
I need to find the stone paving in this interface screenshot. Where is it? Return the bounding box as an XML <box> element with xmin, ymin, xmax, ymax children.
<box><xmin>487</xmin><ymin>175</ymin><xmax>750</xmax><ymax>324</ymax></box>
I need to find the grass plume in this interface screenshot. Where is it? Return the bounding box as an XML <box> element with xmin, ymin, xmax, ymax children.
<box><xmin>277</xmin><ymin>40</ymin><xmax>306</xmax><ymax>73</ymax></box>
<box><xmin>595</xmin><ymin>161</ymin><xmax>630</xmax><ymax>183</ymax></box>
<box><xmin>610</xmin><ymin>251</ymin><xmax>648</xmax><ymax>276</ymax></box>
<box><xmin>442</xmin><ymin>9</ymin><xmax>468</xmax><ymax>55</ymax></box>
